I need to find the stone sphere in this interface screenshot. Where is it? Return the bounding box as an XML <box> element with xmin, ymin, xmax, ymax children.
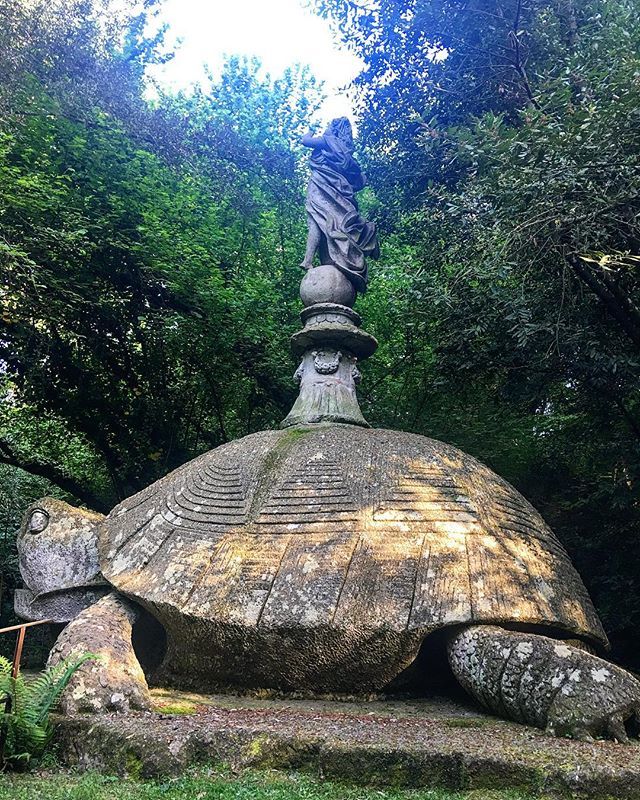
<box><xmin>300</xmin><ymin>264</ymin><xmax>356</xmax><ymax>308</ymax></box>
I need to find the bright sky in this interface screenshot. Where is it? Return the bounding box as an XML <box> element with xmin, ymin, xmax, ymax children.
<box><xmin>150</xmin><ymin>0</ymin><xmax>364</xmax><ymax>123</ymax></box>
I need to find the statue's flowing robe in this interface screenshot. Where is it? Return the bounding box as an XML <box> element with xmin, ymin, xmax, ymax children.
<box><xmin>306</xmin><ymin>134</ymin><xmax>379</xmax><ymax>293</ymax></box>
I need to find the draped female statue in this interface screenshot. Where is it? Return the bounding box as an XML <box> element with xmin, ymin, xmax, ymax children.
<box><xmin>301</xmin><ymin>117</ymin><xmax>379</xmax><ymax>294</ymax></box>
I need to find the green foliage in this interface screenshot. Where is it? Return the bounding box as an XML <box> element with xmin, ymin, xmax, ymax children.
<box><xmin>0</xmin><ymin>764</ymin><xmax>536</xmax><ymax>799</ymax></box>
<box><xmin>317</xmin><ymin>0</ymin><xmax>640</xmax><ymax>665</ymax></box>
<box><xmin>0</xmin><ymin>3</ymin><xmax>322</xmax><ymax>508</ymax></box>
<box><xmin>0</xmin><ymin>653</ymin><xmax>94</xmax><ymax>769</ymax></box>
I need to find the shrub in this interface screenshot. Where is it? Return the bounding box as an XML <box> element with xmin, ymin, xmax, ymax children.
<box><xmin>0</xmin><ymin>653</ymin><xmax>94</xmax><ymax>770</ymax></box>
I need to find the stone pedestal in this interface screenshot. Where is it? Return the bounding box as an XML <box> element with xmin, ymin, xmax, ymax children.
<box><xmin>281</xmin><ymin>274</ymin><xmax>378</xmax><ymax>429</ymax></box>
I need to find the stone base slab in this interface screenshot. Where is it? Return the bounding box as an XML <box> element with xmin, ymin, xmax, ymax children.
<box><xmin>53</xmin><ymin>689</ymin><xmax>640</xmax><ymax>798</ymax></box>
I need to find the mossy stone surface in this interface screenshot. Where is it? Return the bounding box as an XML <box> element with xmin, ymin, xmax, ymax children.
<box><xmin>52</xmin><ymin>688</ymin><xmax>640</xmax><ymax>798</ymax></box>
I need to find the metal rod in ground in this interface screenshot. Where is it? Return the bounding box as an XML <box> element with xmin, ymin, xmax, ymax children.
<box><xmin>11</xmin><ymin>626</ymin><xmax>26</xmax><ymax>680</ymax></box>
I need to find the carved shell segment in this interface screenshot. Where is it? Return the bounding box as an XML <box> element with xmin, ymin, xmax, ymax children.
<box><xmin>101</xmin><ymin>425</ymin><xmax>607</xmax><ymax>652</ymax></box>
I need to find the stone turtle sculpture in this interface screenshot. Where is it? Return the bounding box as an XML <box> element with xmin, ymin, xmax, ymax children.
<box><xmin>15</xmin><ymin>424</ymin><xmax>640</xmax><ymax>740</ymax></box>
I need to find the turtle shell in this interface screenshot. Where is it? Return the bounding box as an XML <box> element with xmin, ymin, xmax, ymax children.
<box><xmin>101</xmin><ymin>425</ymin><xmax>607</xmax><ymax>692</ymax></box>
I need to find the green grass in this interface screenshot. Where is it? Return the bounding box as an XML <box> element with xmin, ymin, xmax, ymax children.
<box><xmin>0</xmin><ymin>766</ymin><xmax>539</xmax><ymax>800</ymax></box>
<box><xmin>153</xmin><ymin>700</ymin><xmax>198</xmax><ymax>715</ymax></box>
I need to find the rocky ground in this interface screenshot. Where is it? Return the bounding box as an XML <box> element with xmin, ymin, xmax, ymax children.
<box><xmin>52</xmin><ymin>687</ymin><xmax>640</xmax><ymax>798</ymax></box>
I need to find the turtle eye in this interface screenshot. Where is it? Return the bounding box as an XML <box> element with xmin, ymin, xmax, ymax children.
<box><xmin>28</xmin><ymin>509</ymin><xmax>49</xmax><ymax>534</ymax></box>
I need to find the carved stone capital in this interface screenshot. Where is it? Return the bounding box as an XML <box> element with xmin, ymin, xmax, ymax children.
<box><xmin>281</xmin><ymin>347</ymin><xmax>369</xmax><ymax>428</ymax></box>
<box><xmin>282</xmin><ymin>288</ymin><xmax>377</xmax><ymax>429</ymax></box>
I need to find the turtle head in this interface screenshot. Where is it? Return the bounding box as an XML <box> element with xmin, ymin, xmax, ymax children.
<box><xmin>14</xmin><ymin>497</ymin><xmax>110</xmax><ymax>623</ymax></box>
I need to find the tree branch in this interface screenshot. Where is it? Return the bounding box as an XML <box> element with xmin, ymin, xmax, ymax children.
<box><xmin>614</xmin><ymin>398</ymin><xmax>640</xmax><ymax>442</ymax></box>
<box><xmin>0</xmin><ymin>438</ymin><xmax>107</xmax><ymax>513</ymax></box>
<box><xmin>567</xmin><ymin>255</ymin><xmax>640</xmax><ymax>348</ymax></box>
<box><xmin>508</xmin><ymin>0</ymin><xmax>541</xmax><ymax>110</ymax></box>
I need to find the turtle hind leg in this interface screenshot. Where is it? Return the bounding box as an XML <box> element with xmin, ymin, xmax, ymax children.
<box><xmin>447</xmin><ymin>624</ymin><xmax>640</xmax><ymax>741</ymax></box>
<box><xmin>48</xmin><ymin>592</ymin><xmax>151</xmax><ymax>714</ymax></box>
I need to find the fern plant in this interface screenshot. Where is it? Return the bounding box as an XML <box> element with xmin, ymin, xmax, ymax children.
<box><xmin>0</xmin><ymin>653</ymin><xmax>94</xmax><ymax>770</ymax></box>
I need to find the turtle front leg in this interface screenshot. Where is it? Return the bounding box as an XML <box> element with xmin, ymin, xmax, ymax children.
<box><xmin>447</xmin><ymin>625</ymin><xmax>640</xmax><ymax>741</ymax></box>
<box><xmin>48</xmin><ymin>592</ymin><xmax>151</xmax><ymax>714</ymax></box>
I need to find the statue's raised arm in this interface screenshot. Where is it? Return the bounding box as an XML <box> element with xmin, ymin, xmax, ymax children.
<box><xmin>300</xmin><ymin>117</ymin><xmax>379</xmax><ymax>294</ymax></box>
